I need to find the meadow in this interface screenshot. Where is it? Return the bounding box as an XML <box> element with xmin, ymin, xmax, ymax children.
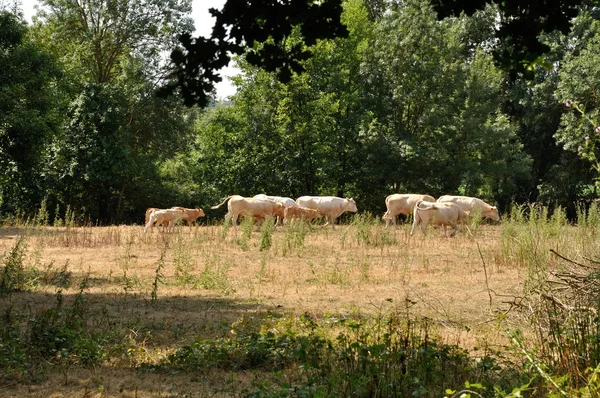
<box><xmin>1</xmin><ymin>206</ymin><xmax>600</xmax><ymax>397</ymax></box>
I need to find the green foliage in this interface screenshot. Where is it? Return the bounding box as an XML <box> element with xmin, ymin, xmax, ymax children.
<box><xmin>158</xmin><ymin>312</ymin><xmax>518</xmax><ymax>397</ymax></box>
<box><xmin>0</xmin><ymin>11</ymin><xmax>62</xmax><ymax>214</ymax></box>
<box><xmin>0</xmin><ymin>236</ymin><xmax>28</xmax><ymax>296</ymax></box>
<box><xmin>28</xmin><ymin>288</ymin><xmax>107</xmax><ymax>367</ymax></box>
<box><xmin>352</xmin><ymin>212</ymin><xmax>396</xmax><ymax>247</ymax></box>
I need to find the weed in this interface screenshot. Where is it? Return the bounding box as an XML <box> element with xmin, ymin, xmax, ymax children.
<box><xmin>54</xmin><ymin>203</ymin><xmax>63</xmax><ymax>227</ymax></box>
<box><xmin>0</xmin><ymin>236</ymin><xmax>28</xmax><ymax>296</ymax></box>
<box><xmin>151</xmin><ymin>245</ymin><xmax>167</xmax><ymax>305</ymax></box>
<box><xmin>174</xmin><ymin>230</ymin><xmax>196</xmax><ymax>286</ymax></box>
<box><xmin>282</xmin><ymin>220</ymin><xmax>310</xmax><ymax>255</ymax></box>
<box><xmin>196</xmin><ymin>255</ymin><xmax>233</xmax><ymax>294</ymax></box>
<box><xmin>259</xmin><ymin>217</ymin><xmax>275</xmax><ymax>251</ymax></box>
<box><xmin>35</xmin><ymin>197</ymin><xmax>50</xmax><ymax>227</ymax></box>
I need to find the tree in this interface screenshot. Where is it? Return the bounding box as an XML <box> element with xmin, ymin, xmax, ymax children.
<box><xmin>38</xmin><ymin>0</ymin><xmax>194</xmax><ymax>84</ymax></box>
<box><xmin>554</xmin><ymin>12</ymin><xmax>600</xmax><ymax>189</ymax></box>
<box><xmin>32</xmin><ymin>0</ymin><xmax>198</xmax><ymax>223</ymax></box>
<box><xmin>0</xmin><ymin>11</ymin><xmax>62</xmax><ymax>213</ymax></box>
<box><xmin>359</xmin><ymin>0</ymin><xmax>531</xmax><ymax>204</ymax></box>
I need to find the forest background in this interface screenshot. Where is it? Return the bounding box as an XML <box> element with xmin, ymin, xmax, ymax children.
<box><xmin>2</xmin><ymin>0</ymin><xmax>600</xmax><ymax>224</ymax></box>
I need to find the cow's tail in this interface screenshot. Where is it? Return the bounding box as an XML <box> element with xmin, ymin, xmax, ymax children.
<box><xmin>410</xmin><ymin>202</ymin><xmax>422</xmax><ymax>236</ymax></box>
<box><xmin>211</xmin><ymin>195</ymin><xmax>234</xmax><ymax>209</ymax></box>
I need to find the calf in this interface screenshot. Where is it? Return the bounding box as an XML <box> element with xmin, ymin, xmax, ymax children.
<box><xmin>171</xmin><ymin>207</ymin><xmax>205</xmax><ymax>229</ymax></box>
<box><xmin>284</xmin><ymin>205</ymin><xmax>320</xmax><ymax>224</ymax></box>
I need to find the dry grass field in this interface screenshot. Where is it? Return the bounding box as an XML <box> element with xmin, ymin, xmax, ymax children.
<box><xmin>0</xmin><ymin>211</ymin><xmax>598</xmax><ymax>397</ymax></box>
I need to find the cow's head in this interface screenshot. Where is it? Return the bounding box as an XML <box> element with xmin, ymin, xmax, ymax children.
<box><xmin>483</xmin><ymin>206</ymin><xmax>500</xmax><ymax>221</ymax></box>
<box><xmin>346</xmin><ymin>198</ymin><xmax>358</xmax><ymax>212</ymax></box>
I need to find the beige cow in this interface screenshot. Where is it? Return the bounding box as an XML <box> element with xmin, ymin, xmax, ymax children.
<box><xmin>296</xmin><ymin>196</ymin><xmax>358</xmax><ymax>229</ymax></box>
<box><xmin>383</xmin><ymin>194</ymin><xmax>436</xmax><ymax>228</ymax></box>
<box><xmin>144</xmin><ymin>208</ymin><xmax>185</xmax><ymax>233</ymax></box>
<box><xmin>253</xmin><ymin>194</ymin><xmax>297</xmax><ymax>225</ymax></box>
<box><xmin>410</xmin><ymin>200</ymin><xmax>468</xmax><ymax>237</ymax></box>
<box><xmin>284</xmin><ymin>205</ymin><xmax>320</xmax><ymax>224</ymax></box>
<box><xmin>211</xmin><ymin>195</ymin><xmax>286</xmax><ymax>231</ymax></box>
<box><xmin>170</xmin><ymin>207</ymin><xmax>205</xmax><ymax>229</ymax></box>
<box><xmin>436</xmin><ymin>195</ymin><xmax>500</xmax><ymax>221</ymax></box>
<box><xmin>145</xmin><ymin>207</ymin><xmax>160</xmax><ymax>224</ymax></box>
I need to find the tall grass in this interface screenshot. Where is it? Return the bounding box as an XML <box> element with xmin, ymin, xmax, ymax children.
<box><xmin>498</xmin><ymin>204</ymin><xmax>570</xmax><ymax>292</ymax></box>
<box><xmin>281</xmin><ymin>219</ymin><xmax>310</xmax><ymax>255</ymax></box>
<box><xmin>352</xmin><ymin>212</ymin><xmax>396</xmax><ymax>247</ymax></box>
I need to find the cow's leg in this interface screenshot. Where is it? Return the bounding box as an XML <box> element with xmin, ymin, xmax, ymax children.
<box><xmin>231</xmin><ymin>213</ymin><xmax>238</xmax><ymax>231</ymax></box>
<box><xmin>449</xmin><ymin>223</ymin><xmax>458</xmax><ymax>237</ymax></box>
<box><xmin>329</xmin><ymin>216</ymin><xmax>335</xmax><ymax>229</ymax></box>
<box><xmin>144</xmin><ymin>219</ymin><xmax>153</xmax><ymax>233</ymax></box>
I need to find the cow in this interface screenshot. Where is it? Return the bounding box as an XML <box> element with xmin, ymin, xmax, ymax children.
<box><xmin>145</xmin><ymin>207</ymin><xmax>171</xmax><ymax>231</ymax></box>
<box><xmin>253</xmin><ymin>194</ymin><xmax>297</xmax><ymax>225</ymax></box>
<box><xmin>210</xmin><ymin>195</ymin><xmax>286</xmax><ymax>231</ymax></box>
<box><xmin>145</xmin><ymin>207</ymin><xmax>160</xmax><ymax>224</ymax></box>
<box><xmin>283</xmin><ymin>205</ymin><xmax>320</xmax><ymax>224</ymax></box>
<box><xmin>170</xmin><ymin>207</ymin><xmax>205</xmax><ymax>229</ymax></box>
<box><xmin>144</xmin><ymin>208</ymin><xmax>185</xmax><ymax>233</ymax></box>
<box><xmin>383</xmin><ymin>194</ymin><xmax>436</xmax><ymax>228</ymax></box>
<box><xmin>410</xmin><ymin>200</ymin><xmax>469</xmax><ymax>237</ymax></box>
<box><xmin>295</xmin><ymin>196</ymin><xmax>358</xmax><ymax>229</ymax></box>
<box><xmin>436</xmin><ymin>195</ymin><xmax>500</xmax><ymax>221</ymax></box>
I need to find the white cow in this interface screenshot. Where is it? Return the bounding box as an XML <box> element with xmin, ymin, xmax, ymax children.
<box><xmin>383</xmin><ymin>194</ymin><xmax>436</xmax><ymax>228</ymax></box>
<box><xmin>410</xmin><ymin>200</ymin><xmax>468</xmax><ymax>237</ymax></box>
<box><xmin>211</xmin><ymin>195</ymin><xmax>285</xmax><ymax>231</ymax></box>
<box><xmin>436</xmin><ymin>195</ymin><xmax>500</xmax><ymax>221</ymax></box>
<box><xmin>144</xmin><ymin>208</ymin><xmax>185</xmax><ymax>233</ymax></box>
<box><xmin>296</xmin><ymin>196</ymin><xmax>358</xmax><ymax>228</ymax></box>
<box><xmin>253</xmin><ymin>194</ymin><xmax>298</xmax><ymax>225</ymax></box>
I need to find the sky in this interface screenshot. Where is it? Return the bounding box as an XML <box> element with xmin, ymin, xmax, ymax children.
<box><xmin>18</xmin><ymin>0</ymin><xmax>238</xmax><ymax>99</ymax></box>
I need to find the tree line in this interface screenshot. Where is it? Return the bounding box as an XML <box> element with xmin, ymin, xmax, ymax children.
<box><xmin>1</xmin><ymin>0</ymin><xmax>599</xmax><ymax>224</ymax></box>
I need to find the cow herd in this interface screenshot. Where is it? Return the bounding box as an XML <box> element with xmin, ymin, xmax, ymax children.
<box><xmin>144</xmin><ymin>193</ymin><xmax>499</xmax><ymax>237</ymax></box>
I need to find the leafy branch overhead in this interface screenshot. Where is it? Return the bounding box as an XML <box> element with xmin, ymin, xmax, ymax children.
<box><xmin>160</xmin><ymin>0</ymin><xmax>349</xmax><ymax>107</ymax></box>
<box><xmin>432</xmin><ymin>0</ymin><xmax>588</xmax><ymax>78</ymax></box>
<box><xmin>163</xmin><ymin>0</ymin><xmax>597</xmax><ymax>107</ymax></box>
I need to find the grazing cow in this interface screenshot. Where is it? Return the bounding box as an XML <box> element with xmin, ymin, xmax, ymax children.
<box><xmin>296</xmin><ymin>196</ymin><xmax>358</xmax><ymax>228</ymax></box>
<box><xmin>170</xmin><ymin>207</ymin><xmax>205</xmax><ymax>229</ymax></box>
<box><xmin>253</xmin><ymin>194</ymin><xmax>297</xmax><ymax>225</ymax></box>
<box><xmin>144</xmin><ymin>208</ymin><xmax>185</xmax><ymax>233</ymax></box>
<box><xmin>211</xmin><ymin>195</ymin><xmax>286</xmax><ymax>231</ymax></box>
<box><xmin>436</xmin><ymin>195</ymin><xmax>500</xmax><ymax>221</ymax></box>
<box><xmin>383</xmin><ymin>194</ymin><xmax>436</xmax><ymax>228</ymax></box>
<box><xmin>410</xmin><ymin>200</ymin><xmax>468</xmax><ymax>237</ymax></box>
<box><xmin>284</xmin><ymin>205</ymin><xmax>320</xmax><ymax>224</ymax></box>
